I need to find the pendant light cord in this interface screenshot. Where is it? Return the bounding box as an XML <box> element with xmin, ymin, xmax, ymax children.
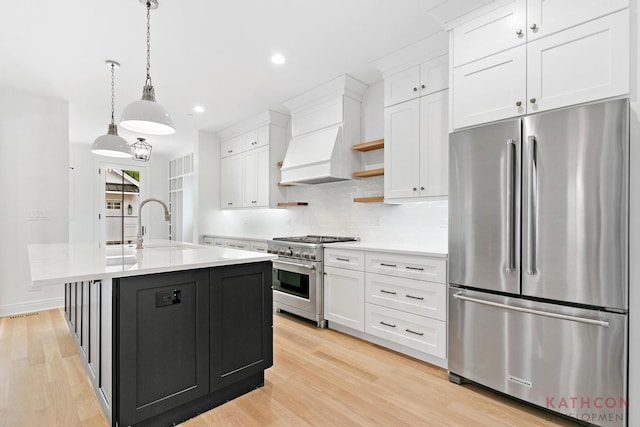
<box><xmin>110</xmin><ymin>62</ymin><xmax>116</xmax><ymax>125</ymax></box>
<box><xmin>145</xmin><ymin>1</ymin><xmax>152</xmax><ymax>86</ymax></box>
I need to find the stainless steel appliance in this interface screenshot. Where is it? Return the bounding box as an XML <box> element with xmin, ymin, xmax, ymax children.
<box><xmin>269</xmin><ymin>235</ymin><xmax>358</xmax><ymax>327</ymax></box>
<box><xmin>448</xmin><ymin>99</ymin><xmax>629</xmax><ymax>427</ymax></box>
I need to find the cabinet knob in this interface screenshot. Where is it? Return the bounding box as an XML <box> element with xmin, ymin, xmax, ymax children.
<box><xmin>412</xmin><ymin>87</ymin><xmax>418</xmax><ymax>92</ymax></box>
<box><xmin>529</xmin><ymin>98</ymin><xmax>537</xmax><ymax>104</ymax></box>
<box><xmin>516</xmin><ymin>29</ymin><xmax>523</xmax><ymax>36</ymax></box>
<box><xmin>420</xmin><ymin>186</ymin><xmax>424</xmax><ymax>191</ymax></box>
<box><xmin>413</xmin><ymin>187</ymin><xmax>417</xmax><ymax>191</ymax></box>
<box><xmin>516</xmin><ymin>101</ymin><xmax>522</xmax><ymax>107</ymax></box>
<box><xmin>227</xmin><ymin>150</ymin><xmax>233</xmax><ymax>153</ymax></box>
<box><xmin>421</xmin><ymin>84</ymin><xmax>426</xmax><ymax>89</ymax></box>
<box><xmin>530</xmin><ymin>23</ymin><xmax>537</xmax><ymax>30</ymax></box>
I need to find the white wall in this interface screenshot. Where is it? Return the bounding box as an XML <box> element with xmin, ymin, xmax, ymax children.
<box><xmin>0</xmin><ymin>87</ymin><xmax>69</xmax><ymax>316</ymax></box>
<box><xmin>197</xmin><ymin>80</ymin><xmax>448</xmax><ymax>247</ymax></box>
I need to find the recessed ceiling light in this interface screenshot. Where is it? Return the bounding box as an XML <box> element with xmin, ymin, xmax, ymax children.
<box><xmin>193</xmin><ymin>105</ymin><xmax>205</xmax><ymax>113</ymax></box>
<box><xmin>271</xmin><ymin>53</ymin><xmax>286</xmax><ymax>65</ymax></box>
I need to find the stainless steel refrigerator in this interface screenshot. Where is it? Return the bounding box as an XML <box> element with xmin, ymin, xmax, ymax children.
<box><xmin>448</xmin><ymin>99</ymin><xmax>628</xmax><ymax>427</ymax></box>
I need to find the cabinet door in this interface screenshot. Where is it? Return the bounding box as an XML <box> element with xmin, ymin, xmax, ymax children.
<box><xmin>419</xmin><ymin>55</ymin><xmax>449</xmax><ymax>96</ymax></box>
<box><xmin>243</xmin><ymin>150</ymin><xmax>258</xmax><ymax>207</ymax></box>
<box><xmin>220</xmin><ymin>136</ymin><xmax>242</xmax><ymax>158</ymax></box>
<box><xmin>220</xmin><ymin>154</ymin><xmax>243</xmax><ymax>208</ymax></box>
<box><xmin>452</xmin><ymin>46</ymin><xmax>526</xmax><ymax>130</ymax></box>
<box><xmin>384</xmin><ymin>65</ymin><xmax>420</xmax><ymax>107</ymax></box>
<box><xmin>242</xmin><ymin>129</ymin><xmax>258</xmax><ymax>151</ymax></box>
<box><xmin>452</xmin><ymin>0</ymin><xmax>526</xmax><ymax>67</ymax></box>
<box><xmin>324</xmin><ymin>266</ymin><xmax>365</xmax><ymax>331</ymax></box>
<box><xmin>419</xmin><ymin>90</ymin><xmax>449</xmax><ymax>197</ymax></box>
<box><xmin>255</xmin><ymin>125</ymin><xmax>270</xmax><ymax>149</ymax></box>
<box><xmin>526</xmin><ymin>0</ymin><xmax>629</xmax><ymax>41</ymax></box>
<box><xmin>255</xmin><ymin>145</ymin><xmax>270</xmax><ymax>207</ymax></box>
<box><xmin>210</xmin><ymin>262</ymin><xmax>273</xmax><ymax>391</ymax></box>
<box><xmin>527</xmin><ymin>10</ymin><xmax>629</xmax><ymax>114</ymax></box>
<box><xmin>116</xmin><ymin>270</ymin><xmax>210</xmax><ymax>426</ymax></box>
<box><xmin>384</xmin><ymin>99</ymin><xmax>420</xmax><ymax>200</ymax></box>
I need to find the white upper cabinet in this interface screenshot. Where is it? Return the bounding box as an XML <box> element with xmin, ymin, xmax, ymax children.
<box><xmin>384</xmin><ymin>55</ymin><xmax>449</xmax><ymax>107</ymax></box>
<box><xmin>526</xmin><ymin>0</ymin><xmax>629</xmax><ymax>41</ymax></box>
<box><xmin>526</xmin><ymin>10</ymin><xmax>629</xmax><ymax>113</ymax></box>
<box><xmin>452</xmin><ymin>0</ymin><xmax>526</xmax><ymax>67</ymax></box>
<box><xmin>450</xmin><ymin>0</ymin><xmax>630</xmax><ymax>129</ymax></box>
<box><xmin>452</xmin><ymin>46</ymin><xmax>527</xmax><ymax>129</ymax></box>
<box><xmin>384</xmin><ymin>91</ymin><xmax>449</xmax><ymax>201</ymax></box>
<box><xmin>217</xmin><ymin>111</ymin><xmax>289</xmax><ymax>209</ymax></box>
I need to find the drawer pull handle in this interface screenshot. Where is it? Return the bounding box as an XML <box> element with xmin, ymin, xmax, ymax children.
<box><xmin>380</xmin><ymin>263</ymin><xmax>397</xmax><ymax>267</ymax></box>
<box><xmin>405</xmin><ymin>294</ymin><xmax>424</xmax><ymax>300</ymax></box>
<box><xmin>336</xmin><ymin>257</ymin><xmax>350</xmax><ymax>262</ymax></box>
<box><xmin>380</xmin><ymin>289</ymin><xmax>397</xmax><ymax>295</ymax></box>
<box><xmin>405</xmin><ymin>328</ymin><xmax>424</xmax><ymax>336</ymax></box>
<box><xmin>380</xmin><ymin>321</ymin><xmax>397</xmax><ymax>328</ymax></box>
<box><xmin>405</xmin><ymin>266</ymin><xmax>424</xmax><ymax>271</ymax></box>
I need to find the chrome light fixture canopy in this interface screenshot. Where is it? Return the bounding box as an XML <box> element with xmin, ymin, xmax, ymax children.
<box><xmin>120</xmin><ymin>0</ymin><xmax>175</xmax><ymax>135</ymax></box>
<box><xmin>91</xmin><ymin>60</ymin><xmax>132</xmax><ymax>158</ymax></box>
<box><xmin>131</xmin><ymin>137</ymin><xmax>152</xmax><ymax>162</ymax></box>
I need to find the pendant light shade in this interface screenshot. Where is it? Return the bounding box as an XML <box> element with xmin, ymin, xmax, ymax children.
<box><xmin>92</xmin><ymin>60</ymin><xmax>132</xmax><ymax>158</ymax></box>
<box><xmin>92</xmin><ymin>124</ymin><xmax>133</xmax><ymax>158</ymax></box>
<box><xmin>120</xmin><ymin>0</ymin><xmax>175</xmax><ymax>135</ymax></box>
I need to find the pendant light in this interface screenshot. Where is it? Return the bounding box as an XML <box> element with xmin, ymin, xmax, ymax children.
<box><xmin>131</xmin><ymin>137</ymin><xmax>152</xmax><ymax>162</ymax></box>
<box><xmin>120</xmin><ymin>0</ymin><xmax>175</xmax><ymax>135</ymax></box>
<box><xmin>91</xmin><ymin>60</ymin><xmax>132</xmax><ymax>158</ymax></box>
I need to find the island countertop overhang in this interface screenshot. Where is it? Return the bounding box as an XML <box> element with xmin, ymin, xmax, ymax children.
<box><xmin>28</xmin><ymin>239</ymin><xmax>277</xmax><ymax>287</ymax></box>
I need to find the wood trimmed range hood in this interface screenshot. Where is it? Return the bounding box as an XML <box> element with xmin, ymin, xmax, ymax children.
<box><xmin>280</xmin><ymin>74</ymin><xmax>368</xmax><ymax>185</ymax></box>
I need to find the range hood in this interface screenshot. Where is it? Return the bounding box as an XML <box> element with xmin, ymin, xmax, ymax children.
<box><xmin>280</xmin><ymin>74</ymin><xmax>368</xmax><ymax>185</ymax></box>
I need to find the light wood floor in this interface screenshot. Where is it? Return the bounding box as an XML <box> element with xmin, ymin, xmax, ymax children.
<box><xmin>0</xmin><ymin>309</ymin><xmax>577</xmax><ymax>427</ymax></box>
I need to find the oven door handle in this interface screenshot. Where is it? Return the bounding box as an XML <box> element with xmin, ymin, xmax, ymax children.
<box><xmin>272</xmin><ymin>260</ymin><xmax>317</xmax><ymax>271</ymax></box>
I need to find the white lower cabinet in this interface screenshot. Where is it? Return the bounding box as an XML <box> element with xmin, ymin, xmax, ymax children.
<box><xmin>324</xmin><ymin>247</ymin><xmax>447</xmax><ymax>365</ymax></box>
<box><xmin>365</xmin><ymin>303</ymin><xmax>446</xmax><ymax>359</ymax></box>
<box><xmin>324</xmin><ymin>249</ymin><xmax>365</xmax><ymax>331</ymax></box>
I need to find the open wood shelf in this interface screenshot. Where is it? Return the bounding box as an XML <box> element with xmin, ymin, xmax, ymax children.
<box><xmin>277</xmin><ymin>202</ymin><xmax>309</xmax><ymax>207</ymax></box>
<box><xmin>278</xmin><ymin>182</ymin><xmax>294</xmax><ymax>187</ymax></box>
<box><xmin>353</xmin><ymin>196</ymin><xmax>384</xmax><ymax>203</ymax></box>
<box><xmin>352</xmin><ymin>139</ymin><xmax>384</xmax><ymax>152</ymax></box>
<box><xmin>353</xmin><ymin>168</ymin><xmax>384</xmax><ymax>178</ymax></box>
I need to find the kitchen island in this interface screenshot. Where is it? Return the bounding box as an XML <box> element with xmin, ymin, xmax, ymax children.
<box><xmin>28</xmin><ymin>240</ymin><xmax>276</xmax><ymax>427</ymax></box>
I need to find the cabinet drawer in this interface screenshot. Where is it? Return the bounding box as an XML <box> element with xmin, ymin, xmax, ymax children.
<box><xmin>366</xmin><ymin>273</ymin><xmax>446</xmax><ymax>321</ymax></box>
<box><xmin>220</xmin><ymin>137</ymin><xmax>243</xmax><ymax>158</ymax></box>
<box><xmin>250</xmin><ymin>241</ymin><xmax>268</xmax><ymax>253</ymax></box>
<box><xmin>366</xmin><ymin>252</ymin><xmax>446</xmax><ymax>283</ymax></box>
<box><xmin>365</xmin><ymin>303</ymin><xmax>446</xmax><ymax>359</ymax></box>
<box><xmin>453</xmin><ymin>0</ymin><xmax>526</xmax><ymax>67</ymax></box>
<box><xmin>324</xmin><ymin>248</ymin><xmax>365</xmax><ymax>271</ymax></box>
<box><xmin>224</xmin><ymin>239</ymin><xmax>249</xmax><ymax>250</ymax></box>
<box><xmin>203</xmin><ymin>237</ymin><xmax>215</xmax><ymax>246</ymax></box>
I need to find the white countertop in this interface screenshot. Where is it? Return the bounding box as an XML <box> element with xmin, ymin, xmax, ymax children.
<box><xmin>327</xmin><ymin>240</ymin><xmax>448</xmax><ymax>258</ymax></box>
<box><xmin>28</xmin><ymin>239</ymin><xmax>276</xmax><ymax>287</ymax></box>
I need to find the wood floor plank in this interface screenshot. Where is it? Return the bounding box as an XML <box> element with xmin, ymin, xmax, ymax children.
<box><xmin>0</xmin><ymin>309</ymin><xmax>579</xmax><ymax>427</ymax></box>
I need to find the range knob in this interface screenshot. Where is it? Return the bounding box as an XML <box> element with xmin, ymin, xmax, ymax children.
<box><xmin>293</xmin><ymin>251</ymin><xmax>301</xmax><ymax>258</ymax></box>
<box><xmin>309</xmin><ymin>253</ymin><xmax>316</xmax><ymax>260</ymax></box>
<box><xmin>278</xmin><ymin>249</ymin><xmax>286</xmax><ymax>255</ymax></box>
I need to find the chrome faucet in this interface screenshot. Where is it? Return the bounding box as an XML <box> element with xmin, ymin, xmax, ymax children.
<box><xmin>136</xmin><ymin>198</ymin><xmax>171</xmax><ymax>249</ymax></box>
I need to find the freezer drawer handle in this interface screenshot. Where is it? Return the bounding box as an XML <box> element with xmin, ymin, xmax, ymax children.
<box><xmin>453</xmin><ymin>293</ymin><xmax>609</xmax><ymax>328</ymax></box>
<box><xmin>405</xmin><ymin>328</ymin><xmax>424</xmax><ymax>336</ymax></box>
<box><xmin>379</xmin><ymin>321</ymin><xmax>397</xmax><ymax>328</ymax></box>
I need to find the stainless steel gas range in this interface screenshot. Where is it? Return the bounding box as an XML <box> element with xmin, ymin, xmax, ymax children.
<box><xmin>268</xmin><ymin>235</ymin><xmax>358</xmax><ymax>327</ymax></box>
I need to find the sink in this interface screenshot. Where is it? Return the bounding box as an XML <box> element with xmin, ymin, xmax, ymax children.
<box><xmin>106</xmin><ymin>255</ymin><xmax>137</xmax><ymax>266</ymax></box>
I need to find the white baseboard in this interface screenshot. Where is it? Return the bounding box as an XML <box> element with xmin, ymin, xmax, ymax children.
<box><xmin>0</xmin><ymin>297</ymin><xmax>64</xmax><ymax>317</ymax></box>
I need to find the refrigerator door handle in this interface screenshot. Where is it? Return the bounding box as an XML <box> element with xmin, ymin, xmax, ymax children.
<box><xmin>526</xmin><ymin>135</ymin><xmax>537</xmax><ymax>275</ymax></box>
<box><xmin>452</xmin><ymin>292</ymin><xmax>609</xmax><ymax>327</ymax></box>
<box><xmin>505</xmin><ymin>139</ymin><xmax>516</xmax><ymax>272</ymax></box>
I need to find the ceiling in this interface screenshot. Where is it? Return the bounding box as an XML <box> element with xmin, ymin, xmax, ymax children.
<box><xmin>0</xmin><ymin>0</ymin><xmax>490</xmax><ymax>156</ymax></box>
